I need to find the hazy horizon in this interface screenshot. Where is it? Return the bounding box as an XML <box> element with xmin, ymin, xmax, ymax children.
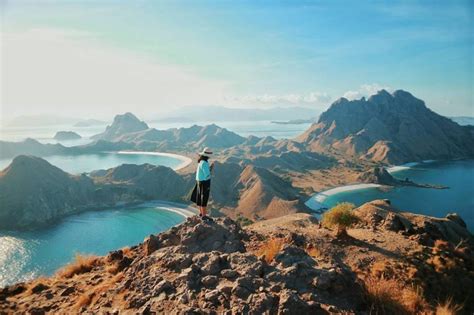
<box><xmin>1</xmin><ymin>1</ymin><xmax>473</xmax><ymax>121</ymax></box>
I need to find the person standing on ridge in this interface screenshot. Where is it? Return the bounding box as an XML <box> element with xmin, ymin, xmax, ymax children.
<box><xmin>191</xmin><ymin>147</ymin><xmax>214</xmax><ymax>221</ymax></box>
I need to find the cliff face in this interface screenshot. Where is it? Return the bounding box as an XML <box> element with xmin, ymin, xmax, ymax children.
<box><xmin>297</xmin><ymin>90</ymin><xmax>474</xmax><ymax>164</ymax></box>
<box><xmin>1</xmin><ymin>202</ymin><xmax>472</xmax><ymax>313</ymax></box>
<box><xmin>0</xmin><ymin>156</ymin><xmax>96</xmax><ymax>229</ymax></box>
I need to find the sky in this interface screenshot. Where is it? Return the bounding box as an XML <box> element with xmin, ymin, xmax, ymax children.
<box><xmin>0</xmin><ymin>0</ymin><xmax>473</xmax><ymax>121</ymax></box>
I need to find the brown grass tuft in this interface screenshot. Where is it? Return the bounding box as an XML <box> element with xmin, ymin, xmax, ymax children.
<box><xmin>56</xmin><ymin>254</ymin><xmax>102</xmax><ymax>278</ymax></box>
<box><xmin>362</xmin><ymin>276</ymin><xmax>427</xmax><ymax>314</ymax></box>
<box><xmin>305</xmin><ymin>244</ymin><xmax>321</xmax><ymax>258</ymax></box>
<box><xmin>121</xmin><ymin>246</ymin><xmax>133</xmax><ymax>258</ymax></box>
<box><xmin>75</xmin><ymin>293</ymin><xmax>94</xmax><ymax>310</ymax></box>
<box><xmin>436</xmin><ymin>298</ymin><xmax>463</xmax><ymax>315</ymax></box>
<box><xmin>257</xmin><ymin>238</ymin><xmax>286</xmax><ymax>264</ymax></box>
<box><xmin>321</xmin><ymin>202</ymin><xmax>359</xmax><ymax>237</ymax></box>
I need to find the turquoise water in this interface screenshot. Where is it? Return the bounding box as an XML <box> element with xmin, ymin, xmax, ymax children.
<box><xmin>322</xmin><ymin>160</ymin><xmax>474</xmax><ymax>230</ymax></box>
<box><xmin>0</xmin><ymin>205</ymin><xmax>185</xmax><ymax>287</ymax></box>
<box><xmin>0</xmin><ymin>152</ymin><xmax>183</xmax><ymax>174</ymax></box>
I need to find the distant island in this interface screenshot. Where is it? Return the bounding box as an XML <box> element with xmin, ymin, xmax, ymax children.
<box><xmin>53</xmin><ymin>131</ymin><xmax>82</xmax><ymax>140</ymax></box>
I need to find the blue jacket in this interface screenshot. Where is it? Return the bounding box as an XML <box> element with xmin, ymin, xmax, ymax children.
<box><xmin>196</xmin><ymin>160</ymin><xmax>211</xmax><ymax>181</ymax></box>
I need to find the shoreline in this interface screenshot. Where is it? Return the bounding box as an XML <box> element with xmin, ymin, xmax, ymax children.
<box><xmin>139</xmin><ymin>200</ymin><xmax>198</xmax><ymax>218</ymax></box>
<box><xmin>305</xmin><ymin>183</ymin><xmax>382</xmax><ymax>212</ymax></box>
<box><xmin>115</xmin><ymin>150</ymin><xmax>193</xmax><ymax>171</ymax></box>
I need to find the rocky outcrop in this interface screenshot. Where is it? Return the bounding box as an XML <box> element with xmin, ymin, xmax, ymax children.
<box><xmin>354</xmin><ymin>199</ymin><xmax>473</xmax><ymax>245</ymax></box>
<box><xmin>0</xmin><ymin>216</ymin><xmax>362</xmax><ymax>313</ymax></box>
<box><xmin>297</xmin><ymin>90</ymin><xmax>474</xmax><ymax>164</ymax></box>
<box><xmin>1</xmin><ymin>205</ymin><xmax>473</xmax><ymax>313</ymax></box>
<box><xmin>91</xmin><ymin>112</ymin><xmax>149</xmax><ymax>141</ymax></box>
<box><xmin>53</xmin><ymin>131</ymin><xmax>81</xmax><ymax>140</ymax></box>
<box><xmin>356</xmin><ymin>167</ymin><xmax>399</xmax><ymax>185</ymax></box>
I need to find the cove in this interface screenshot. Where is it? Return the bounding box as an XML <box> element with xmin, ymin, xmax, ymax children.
<box><xmin>0</xmin><ymin>203</ymin><xmax>191</xmax><ymax>287</ymax></box>
<box><xmin>0</xmin><ymin>151</ymin><xmax>191</xmax><ymax>174</ymax></box>
<box><xmin>310</xmin><ymin>160</ymin><xmax>474</xmax><ymax>231</ymax></box>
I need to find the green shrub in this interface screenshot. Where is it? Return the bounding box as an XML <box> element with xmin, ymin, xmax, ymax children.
<box><xmin>236</xmin><ymin>214</ymin><xmax>254</xmax><ymax>227</ymax></box>
<box><xmin>321</xmin><ymin>202</ymin><xmax>358</xmax><ymax>236</ymax></box>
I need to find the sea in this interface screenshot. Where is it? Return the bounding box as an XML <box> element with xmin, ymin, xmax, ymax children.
<box><xmin>320</xmin><ymin>160</ymin><xmax>474</xmax><ymax>231</ymax></box>
<box><xmin>0</xmin><ymin>120</ymin><xmax>473</xmax><ymax>286</ymax></box>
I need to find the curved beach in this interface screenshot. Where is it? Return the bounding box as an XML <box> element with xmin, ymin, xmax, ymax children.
<box><xmin>305</xmin><ymin>183</ymin><xmax>382</xmax><ymax>212</ymax></box>
<box><xmin>140</xmin><ymin>200</ymin><xmax>198</xmax><ymax>218</ymax></box>
<box><xmin>116</xmin><ymin>150</ymin><xmax>193</xmax><ymax>170</ymax></box>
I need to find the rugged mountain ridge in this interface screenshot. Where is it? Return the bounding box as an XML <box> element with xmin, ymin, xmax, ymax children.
<box><xmin>90</xmin><ymin>112</ymin><xmax>247</xmax><ymax>150</ymax></box>
<box><xmin>1</xmin><ymin>201</ymin><xmax>472</xmax><ymax>313</ymax></box>
<box><xmin>297</xmin><ymin>90</ymin><xmax>474</xmax><ymax>164</ymax></box>
<box><xmin>0</xmin><ymin>156</ymin><xmax>308</xmax><ymax>229</ymax></box>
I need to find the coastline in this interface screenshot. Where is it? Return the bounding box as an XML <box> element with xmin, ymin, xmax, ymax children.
<box><xmin>140</xmin><ymin>200</ymin><xmax>198</xmax><ymax>218</ymax></box>
<box><xmin>305</xmin><ymin>183</ymin><xmax>382</xmax><ymax>212</ymax></box>
<box><xmin>115</xmin><ymin>150</ymin><xmax>193</xmax><ymax>171</ymax></box>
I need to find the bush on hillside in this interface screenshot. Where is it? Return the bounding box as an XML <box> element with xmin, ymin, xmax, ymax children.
<box><xmin>321</xmin><ymin>202</ymin><xmax>359</xmax><ymax>237</ymax></box>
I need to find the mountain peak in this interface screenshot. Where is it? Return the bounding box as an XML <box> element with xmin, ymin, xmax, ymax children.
<box><xmin>91</xmin><ymin>113</ymin><xmax>149</xmax><ymax>141</ymax></box>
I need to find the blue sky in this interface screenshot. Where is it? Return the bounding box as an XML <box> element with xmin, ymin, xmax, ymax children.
<box><xmin>1</xmin><ymin>0</ymin><xmax>473</xmax><ymax>118</ymax></box>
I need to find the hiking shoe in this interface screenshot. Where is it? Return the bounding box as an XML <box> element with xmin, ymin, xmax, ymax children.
<box><xmin>202</xmin><ymin>215</ymin><xmax>214</xmax><ymax>222</ymax></box>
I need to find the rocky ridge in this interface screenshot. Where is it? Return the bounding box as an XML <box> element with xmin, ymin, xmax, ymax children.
<box><xmin>1</xmin><ymin>201</ymin><xmax>472</xmax><ymax>313</ymax></box>
<box><xmin>297</xmin><ymin>90</ymin><xmax>474</xmax><ymax>164</ymax></box>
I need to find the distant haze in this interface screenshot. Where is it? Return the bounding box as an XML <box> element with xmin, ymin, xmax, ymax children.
<box><xmin>1</xmin><ymin>1</ymin><xmax>473</xmax><ymax>121</ymax></box>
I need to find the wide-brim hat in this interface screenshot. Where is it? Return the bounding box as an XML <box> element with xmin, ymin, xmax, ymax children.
<box><xmin>199</xmin><ymin>147</ymin><xmax>213</xmax><ymax>157</ymax></box>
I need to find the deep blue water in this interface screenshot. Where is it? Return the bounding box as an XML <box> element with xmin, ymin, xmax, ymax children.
<box><xmin>0</xmin><ymin>205</ymin><xmax>184</xmax><ymax>287</ymax></box>
<box><xmin>322</xmin><ymin>160</ymin><xmax>474</xmax><ymax>230</ymax></box>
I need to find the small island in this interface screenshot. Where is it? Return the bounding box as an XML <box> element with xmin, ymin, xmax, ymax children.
<box><xmin>53</xmin><ymin>131</ymin><xmax>82</xmax><ymax>141</ymax></box>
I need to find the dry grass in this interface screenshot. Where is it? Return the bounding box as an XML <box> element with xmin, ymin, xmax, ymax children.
<box><xmin>257</xmin><ymin>238</ymin><xmax>286</xmax><ymax>263</ymax></box>
<box><xmin>56</xmin><ymin>254</ymin><xmax>102</xmax><ymax>278</ymax></box>
<box><xmin>435</xmin><ymin>298</ymin><xmax>463</xmax><ymax>315</ymax></box>
<box><xmin>321</xmin><ymin>202</ymin><xmax>359</xmax><ymax>236</ymax></box>
<box><xmin>74</xmin><ymin>293</ymin><xmax>94</xmax><ymax>310</ymax></box>
<box><xmin>305</xmin><ymin>244</ymin><xmax>321</xmax><ymax>258</ymax></box>
<box><xmin>362</xmin><ymin>276</ymin><xmax>427</xmax><ymax>314</ymax></box>
<box><xmin>105</xmin><ymin>263</ymin><xmax>120</xmax><ymax>275</ymax></box>
<box><xmin>121</xmin><ymin>246</ymin><xmax>133</xmax><ymax>258</ymax></box>
<box><xmin>74</xmin><ymin>273</ymin><xmax>124</xmax><ymax>310</ymax></box>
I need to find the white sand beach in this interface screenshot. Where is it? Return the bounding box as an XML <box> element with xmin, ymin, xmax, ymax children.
<box><xmin>141</xmin><ymin>201</ymin><xmax>198</xmax><ymax>218</ymax></box>
<box><xmin>116</xmin><ymin>150</ymin><xmax>193</xmax><ymax>170</ymax></box>
<box><xmin>305</xmin><ymin>183</ymin><xmax>382</xmax><ymax>212</ymax></box>
<box><xmin>386</xmin><ymin>162</ymin><xmax>420</xmax><ymax>173</ymax></box>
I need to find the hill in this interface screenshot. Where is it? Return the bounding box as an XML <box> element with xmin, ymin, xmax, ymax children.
<box><xmin>0</xmin><ymin>156</ymin><xmax>189</xmax><ymax>229</ymax></box>
<box><xmin>0</xmin><ymin>138</ymin><xmax>68</xmax><ymax>159</ymax></box>
<box><xmin>210</xmin><ymin>162</ymin><xmax>307</xmax><ymax>220</ymax></box>
<box><xmin>91</xmin><ymin>112</ymin><xmax>149</xmax><ymax>141</ymax></box>
<box><xmin>297</xmin><ymin>90</ymin><xmax>474</xmax><ymax>164</ymax></box>
<box><xmin>53</xmin><ymin>131</ymin><xmax>81</xmax><ymax>140</ymax></box>
<box><xmin>0</xmin><ymin>155</ymin><xmax>96</xmax><ymax>229</ymax></box>
<box><xmin>1</xmin><ymin>201</ymin><xmax>472</xmax><ymax>313</ymax></box>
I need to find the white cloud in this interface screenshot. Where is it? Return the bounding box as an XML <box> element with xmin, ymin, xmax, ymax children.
<box><xmin>225</xmin><ymin>91</ymin><xmax>332</xmax><ymax>107</ymax></box>
<box><xmin>1</xmin><ymin>28</ymin><xmax>230</xmax><ymax>119</ymax></box>
<box><xmin>343</xmin><ymin>83</ymin><xmax>392</xmax><ymax>100</ymax></box>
